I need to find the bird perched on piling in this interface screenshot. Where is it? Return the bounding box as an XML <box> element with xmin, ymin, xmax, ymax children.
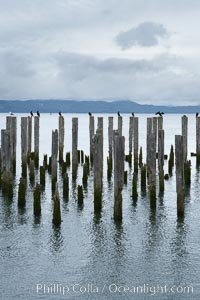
<box><xmin>30</xmin><ymin>111</ymin><xmax>33</xmax><ymax>117</ymax></box>
<box><xmin>37</xmin><ymin>110</ymin><xmax>40</xmax><ymax>117</ymax></box>
<box><xmin>183</xmin><ymin>114</ymin><xmax>187</xmax><ymax>117</ymax></box>
<box><xmin>59</xmin><ymin>111</ymin><xmax>62</xmax><ymax>116</ymax></box>
<box><xmin>118</xmin><ymin>111</ymin><xmax>121</xmax><ymax>116</ymax></box>
<box><xmin>155</xmin><ymin>111</ymin><xmax>162</xmax><ymax>116</ymax></box>
<box><xmin>132</xmin><ymin>112</ymin><xmax>135</xmax><ymax>116</ymax></box>
<box><xmin>9</xmin><ymin>112</ymin><xmax>14</xmax><ymax>116</ymax></box>
<box><xmin>161</xmin><ymin>112</ymin><xmax>165</xmax><ymax>115</ymax></box>
<box><xmin>196</xmin><ymin>112</ymin><xmax>199</xmax><ymax>117</ymax></box>
<box><xmin>88</xmin><ymin>112</ymin><xmax>92</xmax><ymax>116</ymax></box>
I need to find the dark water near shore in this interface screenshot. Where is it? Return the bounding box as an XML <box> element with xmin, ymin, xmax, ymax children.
<box><xmin>0</xmin><ymin>114</ymin><xmax>200</xmax><ymax>300</ymax></box>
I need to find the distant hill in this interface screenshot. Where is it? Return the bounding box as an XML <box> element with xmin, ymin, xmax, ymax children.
<box><xmin>0</xmin><ymin>99</ymin><xmax>199</xmax><ymax>113</ymax></box>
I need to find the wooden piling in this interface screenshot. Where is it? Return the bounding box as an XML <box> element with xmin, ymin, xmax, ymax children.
<box><xmin>72</xmin><ymin>118</ymin><xmax>78</xmax><ymax>179</ymax></box>
<box><xmin>114</xmin><ymin>132</ymin><xmax>125</xmax><ymax>221</ymax></box>
<box><xmin>27</xmin><ymin>116</ymin><xmax>32</xmax><ymax>158</ymax></box>
<box><xmin>158</xmin><ymin>129</ymin><xmax>164</xmax><ymax>193</ymax></box>
<box><xmin>108</xmin><ymin>117</ymin><xmax>113</xmax><ymax>160</ymax></box>
<box><xmin>29</xmin><ymin>159</ymin><xmax>35</xmax><ymax>184</ymax></box>
<box><xmin>157</xmin><ymin>116</ymin><xmax>163</xmax><ymax>131</ymax></box>
<box><xmin>196</xmin><ymin>116</ymin><xmax>200</xmax><ymax>164</ymax></box>
<box><xmin>21</xmin><ymin>117</ymin><xmax>28</xmax><ymax>177</ymax></box>
<box><xmin>139</xmin><ymin>146</ymin><xmax>143</xmax><ymax>168</ymax></box>
<box><xmin>89</xmin><ymin>115</ymin><xmax>95</xmax><ymax>163</ymax></box>
<box><xmin>6</xmin><ymin>116</ymin><xmax>17</xmax><ymax>173</ymax></box>
<box><xmin>133</xmin><ymin>117</ymin><xmax>139</xmax><ymax>173</ymax></box>
<box><xmin>18</xmin><ymin>177</ymin><xmax>26</xmax><ymax>208</ymax></box>
<box><xmin>118</xmin><ymin>115</ymin><xmax>123</xmax><ymax>136</ymax></box>
<box><xmin>147</xmin><ymin>118</ymin><xmax>153</xmax><ymax>173</ymax></box>
<box><xmin>1</xmin><ymin>129</ymin><xmax>13</xmax><ymax>195</ymax></box>
<box><xmin>51</xmin><ymin>129</ymin><xmax>58</xmax><ymax>189</ymax></box>
<box><xmin>63</xmin><ymin>173</ymin><xmax>69</xmax><ymax>199</ymax></box>
<box><xmin>175</xmin><ymin>135</ymin><xmax>185</xmax><ymax>217</ymax></box>
<box><xmin>33</xmin><ymin>184</ymin><xmax>41</xmax><ymax>217</ymax></box>
<box><xmin>149</xmin><ymin>131</ymin><xmax>156</xmax><ymax>206</ymax></box>
<box><xmin>182</xmin><ymin>115</ymin><xmax>188</xmax><ymax>162</ymax></box>
<box><xmin>93</xmin><ymin>130</ymin><xmax>103</xmax><ymax>211</ymax></box>
<box><xmin>129</xmin><ymin>116</ymin><xmax>133</xmax><ymax>156</ymax></box>
<box><xmin>34</xmin><ymin>116</ymin><xmax>39</xmax><ymax>167</ymax></box>
<box><xmin>58</xmin><ymin>115</ymin><xmax>64</xmax><ymax>163</ymax></box>
<box><xmin>77</xmin><ymin>185</ymin><xmax>84</xmax><ymax>206</ymax></box>
<box><xmin>52</xmin><ymin>184</ymin><xmax>61</xmax><ymax>225</ymax></box>
<box><xmin>40</xmin><ymin>166</ymin><xmax>45</xmax><ymax>187</ymax></box>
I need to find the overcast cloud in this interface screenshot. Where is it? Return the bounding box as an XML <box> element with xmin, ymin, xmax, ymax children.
<box><xmin>0</xmin><ymin>0</ymin><xmax>200</xmax><ymax>105</ymax></box>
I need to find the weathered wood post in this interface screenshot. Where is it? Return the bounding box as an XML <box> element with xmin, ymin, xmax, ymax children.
<box><xmin>149</xmin><ymin>131</ymin><xmax>156</xmax><ymax>207</ymax></box>
<box><xmin>72</xmin><ymin>118</ymin><xmax>78</xmax><ymax>180</ymax></box>
<box><xmin>18</xmin><ymin>177</ymin><xmax>26</xmax><ymax>208</ymax></box>
<box><xmin>29</xmin><ymin>160</ymin><xmax>35</xmax><ymax>184</ymax></box>
<box><xmin>108</xmin><ymin>117</ymin><xmax>113</xmax><ymax>160</ymax></box>
<box><xmin>114</xmin><ymin>132</ymin><xmax>125</xmax><ymax>221</ymax></box>
<box><xmin>34</xmin><ymin>116</ymin><xmax>39</xmax><ymax>167</ymax></box>
<box><xmin>51</xmin><ymin>129</ymin><xmax>58</xmax><ymax>190</ymax></box>
<box><xmin>97</xmin><ymin>117</ymin><xmax>103</xmax><ymax>178</ymax></box>
<box><xmin>158</xmin><ymin>129</ymin><xmax>164</xmax><ymax>193</ymax></box>
<box><xmin>153</xmin><ymin>117</ymin><xmax>158</xmax><ymax>145</ymax></box>
<box><xmin>27</xmin><ymin>116</ymin><xmax>32</xmax><ymax>159</ymax></box>
<box><xmin>21</xmin><ymin>117</ymin><xmax>28</xmax><ymax>177</ymax></box>
<box><xmin>133</xmin><ymin>117</ymin><xmax>139</xmax><ymax>173</ymax></box>
<box><xmin>175</xmin><ymin>135</ymin><xmax>185</xmax><ymax>217</ymax></box>
<box><xmin>63</xmin><ymin>173</ymin><xmax>69</xmax><ymax>200</ymax></box>
<box><xmin>89</xmin><ymin>115</ymin><xmax>95</xmax><ymax>164</ymax></box>
<box><xmin>147</xmin><ymin>118</ymin><xmax>153</xmax><ymax>174</ymax></box>
<box><xmin>196</xmin><ymin>116</ymin><xmax>200</xmax><ymax>164</ymax></box>
<box><xmin>182</xmin><ymin>115</ymin><xmax>188</xmax><ymax>162</ymax></box>
<box><xmin>33</xmin><ymin>183</ymin><xmax>41</xmax><ymax>217</ymax></box>
<box><xmin>52</xmin><ymin>183</ymin><xmax>61</xmax><ymax>225</ymax></box>
<box><xmin>118</xmin><ymin>115</ymin><xmax>123</xmax><ymax>136</ymax></box>
<box><xmin>168</xmin><ymin>145</ymin><xmax>174</xmax><ymax>176</ymax></box>
<box><xmin>157</xmin><ymin>116</ymin><xmax>163</xmax><ymax>131</ymax></box>
<box><xmin>6</xmin><ymin>116</ymin><xmax>17</xmax><ymax>173</ymax></box>
<box><xmin>93</xmin><ymin>130</ymin><xmax>103</xmax><ymax>211</ymax></box>
<box><xmin>1</xmin><ymin>129</ymin><xmax>13</xmax><ymax>195</ymax></box>
<box><xmin>129</xmin><ymin>116</ymin><xmax>134</xmax><ymax>163</ymax></box>
<box><xmin>58</xmin><ymin>115</ymin><xmax>64</xmax><ymax>163</ymax></box>
<box><xmin>107</xmin><ymin>117</ymin><xmax>113</xmax><ymax>178</ymax></box>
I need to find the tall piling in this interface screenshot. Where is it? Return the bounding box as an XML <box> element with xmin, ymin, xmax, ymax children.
<box><xmin>34</xmin><ymin>116</ymin><xmax>39</xmax><ymax>167</ymax></box>
<box><xmin>51</xmin><ymin>129</ymin><xmax>58</xmax><ymax>189</ymax></box>
<box><xmin>93</xmin><ymin>130</ymin><xmax>103</xmax><ymax>211</ymax></box>
<box><xmin>72</xmin><ymin>118</ymin><xmax>78</xmax><ymax>180</ymax></box>
<box><xmin>114</xmin><ymin>132</ymin><xmax>125</xmax><ymax>221</ymax></box>
<box><xmin>6</xmin><ymin>116</ymin><xmax>17</xmax><ymax>173</ymax></box>
<box><xmin>108</xmin><ymin>117</ymin><xmax>113</xmax><ymax>160</ymax></box>
<box><xmin>52</xmin><ymin>184</ymin><xmax>61</xmax><ymax>225</ymax></box>
<box><xmin>59</xmin><ymin>115</ymin><xmax>64</xmax><ymax>163</ymax></box>
<box><xmin>133</xmin><ymin>117</ymin><xmax>139</xmax><ymax>173</ymax></box>
<box><xmin>158</xmin><ymin>129</ymin><xmax>164</xmax><ymax>192</ymax></box>
<box><xmin>196</xmin><ymin>116</ymin><xmax>200</xmax><ymax>164</ymax></box>
<box><xmin>182</xmin><ymin>115</ymin><xmax>188</xmax><ymax>162</ymax></box>
<box><xmin>118</xmin><ymin>115</ymin><xmax>123</xmax><ymax>136</ymax></box>
<box><xmin>147</xmin><ymin>118</ymin><xmax>153</xmax><ymax>173</ymax></box>
<box><xmin>1</xmin><ymin>129</ymin><xmax>13</xmax><ymax>195</ymax></box>
<box><xmin>21</xmin><ymin>117</ymin><xmax>28</xmax><ymax>177</ymax></box>
<box><xmin>157</xmin><ymin>116</ymin><xmax>163</xmax><ymax>131</ymax></box>
<box><xmin>89</xmin><ymin>115</ymin><xmax>95</xmax><ymax>164</ymax></box>
<box><xmin>27</xmin><ymin>116</ymin><xmax>32</xmax><ymax>159</ymax></box>
<box><xmin>129</xmin><ymin>116</ymin><xmax>133</xmax><ymax>163</ymax></box>
<box><xmin>175</xmin><ymin>135</ymin><xmax>185</xmax><ymax>217</ymax></box>
<box><xmin>149</xmin><ymin>131</ymin><xmax>156</xmax><ymax>207</ymax></box>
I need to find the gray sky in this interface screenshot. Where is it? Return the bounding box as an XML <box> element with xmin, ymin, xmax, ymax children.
<box><xmin>0</xmin><ymin>0</ymin><xmax>200</xmax><ymax>105</ymax></box>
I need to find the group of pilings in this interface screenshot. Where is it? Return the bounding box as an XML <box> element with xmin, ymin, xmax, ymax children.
<box><xmin>1</xmin><ymin>113</ymin><xmax>197</xmax><ymax>224</ymax></box>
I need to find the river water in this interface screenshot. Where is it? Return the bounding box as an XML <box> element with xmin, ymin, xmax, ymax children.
<box><xmin>0</xmin><ymin>113</ymin><xmax>199</xmax><ymax>300</ymax></box>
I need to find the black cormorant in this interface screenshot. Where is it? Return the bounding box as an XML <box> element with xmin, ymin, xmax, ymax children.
<box><xmin>132</xmin><ymin>112</ymin><xmax>135</xmax><ymax>117</ymax></box>
<box><xmin>88</xmin><ymin>112</ymin><xmax>92</xmax><ymax>116</ymax></box>
<box><xmin>118</xmin><ymin>111</ymin><xmax>120</xmax><ymax>116</ymax></box>
<box><xmin>196</xmin><ymin>112</ymin><xmax>199</xmax><ymax>117</ymax></box>
<box><xmin>37</xmin><ymin>110</ymin><xmax>40</xmax><ymax>117</ymax></box>
<box><xmin>59</xmin><ymin>111</ymin><xmax>62</xmax><ymax>116</ymax></box>
<box><xmin>30</xmin><ymin>111</ymin><xmax>33</xmax><ymax>117</ymax></box>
